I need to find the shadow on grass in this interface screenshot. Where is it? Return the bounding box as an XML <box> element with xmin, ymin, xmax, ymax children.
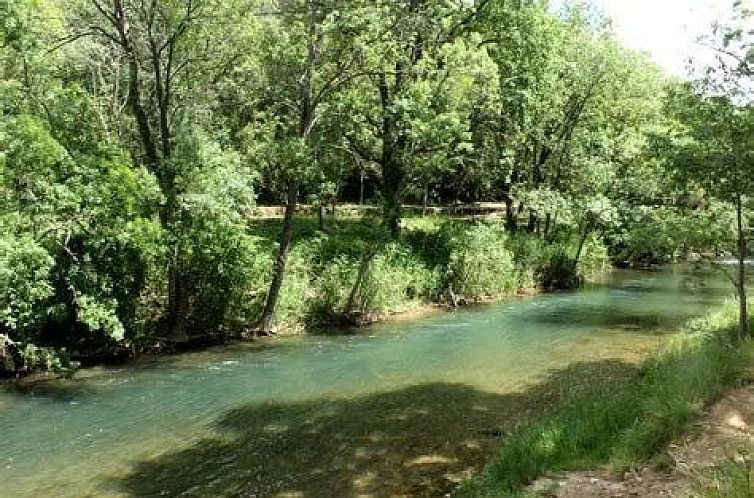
<box><xmin>110</xmin><ymin>359</ymin><xmax>639</xmax><ymax>497</ymax></box>
<box><xmin>248</xmin><ymin>216</ymin><xmax>377</xmax><ymax>248</ymax></box>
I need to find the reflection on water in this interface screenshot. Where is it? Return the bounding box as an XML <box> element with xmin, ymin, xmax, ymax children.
<box><xmin>0</xmin><ymin>267</ymin><xmax>735</xmax><ymax>496</ymax></box>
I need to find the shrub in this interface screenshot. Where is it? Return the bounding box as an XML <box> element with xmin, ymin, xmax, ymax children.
<box><xmin>535</xmin><ymin>235</ymin><xmax>610</xmax><ymax>291</ymax></box>
<box><xmin>356</xmin><ymin>242</ymin><xmax>438</xmax><ymax>314</ymax></box>
<box><xmin>537</xmin><ymin>245</ymin><xmax>582</xmax><ymax>291</ymax></box>
<box><xmin>1</xmin><ymin>115</ymin><xmax>163</xmax><ymax>350</ymax></box>
<box><xmin>505</xmin><ymin>234</ymin><xmax>545</xmax><ymax>291</ymax></box>
<box><xmin>0</xmin><ymin>229</ymin><xmax>54</xmax><ymax>338</ymax></box>
<box><xmin>310</xmin><ymin>255</ymin><xmax>358</xmax><ymax>320</ymax></box>
<box><xmin>445</xmin><ymin>222</ymin><xmax>517</xmax><ymax>300</ymax></box>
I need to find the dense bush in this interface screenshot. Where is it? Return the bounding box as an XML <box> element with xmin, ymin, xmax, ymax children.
<box><xmin>444</xmin><ymin>222</ymin><xmax>517</xmax><ymax>300</ymax></box>
<box><xmin>537</xmin><ymin>245</ymin><xmax>582</xmax><ymax>290</ymax></box>
<box><xmin>357</xmin><ymin>242</ymin><xmax>438</xmax><ymax>313</ymax></box>
<box><xmin>611</xmin><ymin>205</ymin><xmax>735</xmax><ymax>266</ymax></box>
<box><xmin>169</xmin><ymin>130</ymin><xmax>261</xmax><ymax>335</ymax></box>
<box><xmin>1</xmin><ymin>115</ymin><xmax>162</xmax><ymax>352</ymax></box>
<box><xmin>1</xmin><ymin>169</ymin><xmax>614</xmax><ymax>363</ymax></box>
<box><xmin>0</xmin><ymin>230</ymin><xmax>54</xmax><ymax>335</ymax></box>
<box><xmin>255</xmin><ymin>219</ymin><xmax>611</xmax><ymax>328</ymax></box>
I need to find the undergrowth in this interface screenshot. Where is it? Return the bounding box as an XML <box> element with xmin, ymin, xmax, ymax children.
<box><xmin>246</xmin><ymin>217</ymin><xmax>611</xmax><ymax>329</ymax></box>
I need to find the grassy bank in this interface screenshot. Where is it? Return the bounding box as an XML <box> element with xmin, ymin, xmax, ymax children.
<box><xmin>456</xmin><ymin>303</ymin><xmax>750</xmax><ymax>497</ymax></box>
<box><xmin>2</xmin><ymin>213</ymin><xmax>611</xmax><ymax>376</ymax></box>
<box><xmin>243</xmin><ymin>216</ymin><xmax>610</xmax><ymax>333</ymax></box>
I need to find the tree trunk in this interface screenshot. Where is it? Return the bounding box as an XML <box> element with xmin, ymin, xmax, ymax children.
<box><xmin>382</xmin><ymin>157</ymin><xmax>403</xmax><ymax>238</ymax></box>
<box><xmin>359</xmin><ymin>170</ymin><xmax>365</xmax><ymax>205</ymax></box>
<box><xmin>166</xmin><ymin>262</ymin><xmax>189</xmax><ymax>341</ymax></box>
<box><xmin>573</xmin><ymin>221</ymin><xmax>592</xmax><ymax>273</ymax></box>
<box><xmin>527</xmin><ymin>211</ymin><xmax>537</xmax><ymax>233</ymax></box>
<box><xmin>544</xmin><ymin>213</ymin><xmax>552</xmax><ymax>238</ymax></box>
<box><xmin>318</xmin><ymin>204</ymin><xmax>325</xmax><ymax>231</ymax></box>
<box><xmin>257</xmin><ymin>181</ymin><xmax>298</xmax><ymax>334</ymax></box>
<box><xmin>504</xmin><ymin>195</ymin><xmax>516</xmax><ymax>232</ymax></box>
<box><xmin>736</xmin><ymin>194</ymin><xmax>749</xmax><ymax>340</ymax></box>
<box><xmin>114</xmin><ymin>2</ymin><xmax>187</xmax><ymax>342</ymax></box>
<box><xmin>546</xmin><ymin>213</ymin><xmax>558</xmax><ymax>243</ymax></box>
<box><xmin>345</xmin><ymin>245</ymin><xmax>380</xmax><ymax>316</ymax></box>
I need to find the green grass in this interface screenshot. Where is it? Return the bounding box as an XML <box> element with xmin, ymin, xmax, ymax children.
<box><xmin>695</xmin><ymin>452</ymin><xmax>754</xmax><ymax>498</ymax></box>
<box><xmin>456</xmin><ymin>304</ymin><xmax>749</xmax><ymax>497</ymax></box>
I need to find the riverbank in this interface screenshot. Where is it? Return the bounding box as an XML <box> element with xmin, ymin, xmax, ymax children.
<box><xmin>1</xmin><ymin>216</ymin><xmax>611</xmax><ymax>378</ymax></box>
<box><xmin>0</xmin><ymin>268</ymin><xmax>734</xmax><ymax>496</ymax></box>
<box><xmin>527</xmin><ymin>375</ymin><xmax>754</xmax><ymax>497</ymax></box>
<box><xmin>457</xmin><ymin>302</ymin><xmax>752</xmax><ymax>497</ymax></box>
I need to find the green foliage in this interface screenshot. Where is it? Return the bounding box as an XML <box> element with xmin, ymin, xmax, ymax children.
<box><xmin>0</xmin><ymin>229</ymin><xmax>54</xmax><ymax>333</ymax></box>
<box><xmin>445</xmin><ymin>223</ymin><xmax>517</xmax><ymax>300</ymax></box>
<box><xmin>19</xmin><ymin>343</ymin><xmax>75</xmax><ymax>376</ymax></box>
<box><xmin>0</xmin><ymin>0</ymin><xmax>733</xmax><ymax>367</ymax></box>
<box><xmin>236</xmin><ymin>218</ymin><xmax>611</xmax><ymax>328</ymax></box>
<box><xmin>612</xmin><ymin>204</ymin><xmax>736</xmax><ymax>265</ymax></box>
<box><xmin>170</xmin><ymin>129</ymin><xmax>260</xmax><ymax>333</ymax></box>
<box><xmin>578</xmin><ymin>235</ymin><xmax>611</xmax><ymax>278</ymax></box>
<box><xmin>0</xmin><ymin>114</ymin><xmax>162</xmax><ymax>349</ymax></box>
<box><xmin>536</xmin><ymin>246</ymin><xmax>582</xmax><ymax>291</ymax></box>
<box><xmin>357</xmin><ymin>242</ymin><xmax>438</xmax><ymax>314</ymax></box>
<box><xmin>310</xmin><ymin>254</ymin><xmax>358</xmax><ymax>319</ymax></box>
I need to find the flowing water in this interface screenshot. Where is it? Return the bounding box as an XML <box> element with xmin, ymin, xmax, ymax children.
<box><xmin>0</xmin><ymin>267</ymin><xmax>735</xmax><ymax>497</ymax></box>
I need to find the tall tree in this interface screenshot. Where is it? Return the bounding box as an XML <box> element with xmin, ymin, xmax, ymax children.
<box><xmin>247</xmin><ymin>0</ymin><xmax>369</xmax><ymax>333</ymax></box>
<box><xmin>668</xmin><ymin>83</ymin><xmax>753</xmax><ymax>340</ymax></box>
<box><xmin>341</xmin><ymin>0</ymin><xmax>495</xmax><ymax>237</ymax></box>
<box><xmin>672</xmin><ymin>1</ymin><xmax>754</xmax><ymax>340</ymax></box>
<box><xmin>67</xmin><ymin>0</ymin><xmax>256</xmax><ymax>340</ymax></box>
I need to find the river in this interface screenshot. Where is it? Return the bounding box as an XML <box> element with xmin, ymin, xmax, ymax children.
<box><xmin>0</xmin><ymin>267</ymin><xmax>734</xmax><ymax>497</ymax></box>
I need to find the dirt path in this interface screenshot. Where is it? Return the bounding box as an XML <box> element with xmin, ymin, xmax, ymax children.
<box><xmin>529</xmin><ymin>382</ymin><xmax>754</xmax><ymax>497</ymax></box>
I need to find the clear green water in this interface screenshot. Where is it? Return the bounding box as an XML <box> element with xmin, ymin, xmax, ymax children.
<box><xmin>0</xmin><ymin>268</ymin><xmax>733</xmax><ymax>497</ymax></box>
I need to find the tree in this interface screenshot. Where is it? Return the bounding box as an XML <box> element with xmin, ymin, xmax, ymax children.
<box><xmin>244</xmin><ymin>0</ymin><xmax>370</xmax><ymax>333</ymax></box>
<box><xmin>668</xmin><ymin>1</ymin><xmax>754</xmax><ymax>340</ymax></box>
<box><xmin>67</xmin><ymin>0</ymin><xmax>257</xmax><ymax>340</ymax></box>
<box><xmin>669</xmin><ymin>89</ymin><xmax>753</xmax><ymax>340</ymax></box>
<box><xmin>339</xmin><ymin>0</ymin><xmax>496</xmax><ymax>238</ymax></box>
<box><xmin>1</xmin><ymin>0</ymin><xmax>163</xmax><ymax>347</ymax></box>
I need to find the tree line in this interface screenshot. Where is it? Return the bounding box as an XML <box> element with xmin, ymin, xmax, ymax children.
<box><xmin>1</xmin><ymin>0</ymin><xmax>751</xmax><ymax>371</ymax></box>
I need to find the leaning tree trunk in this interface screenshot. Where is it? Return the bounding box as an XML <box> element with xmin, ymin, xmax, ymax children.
<box><xmin>572</xmin><ymin>219</ymin><xmax>593</xmax><ymax>274</ymax></box>
<box><xmin>257</xmin><ymin>181</ymin><xmax>298</xmax><ymax>334</ymax></box>
<box><xmin>736</xmin><ymin>194</ymin><xmax>749</xmax><ymax>340</ymax></box>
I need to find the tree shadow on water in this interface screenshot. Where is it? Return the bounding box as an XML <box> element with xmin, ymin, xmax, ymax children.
<box><xmin>525</xmin><ymin>305</ymin><xmax>678</xmax><ymax>334</ymax></box>
<box><xmin>112</xmin><ymin>360</ymin><xmax>639</xmax><ymax>497</ymax></box>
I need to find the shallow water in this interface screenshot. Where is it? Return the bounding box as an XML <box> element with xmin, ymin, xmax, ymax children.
<box><xmin>0</xmin><ymin>267</ymin><xmax>734</xmax><ymax>496</ymax></box>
